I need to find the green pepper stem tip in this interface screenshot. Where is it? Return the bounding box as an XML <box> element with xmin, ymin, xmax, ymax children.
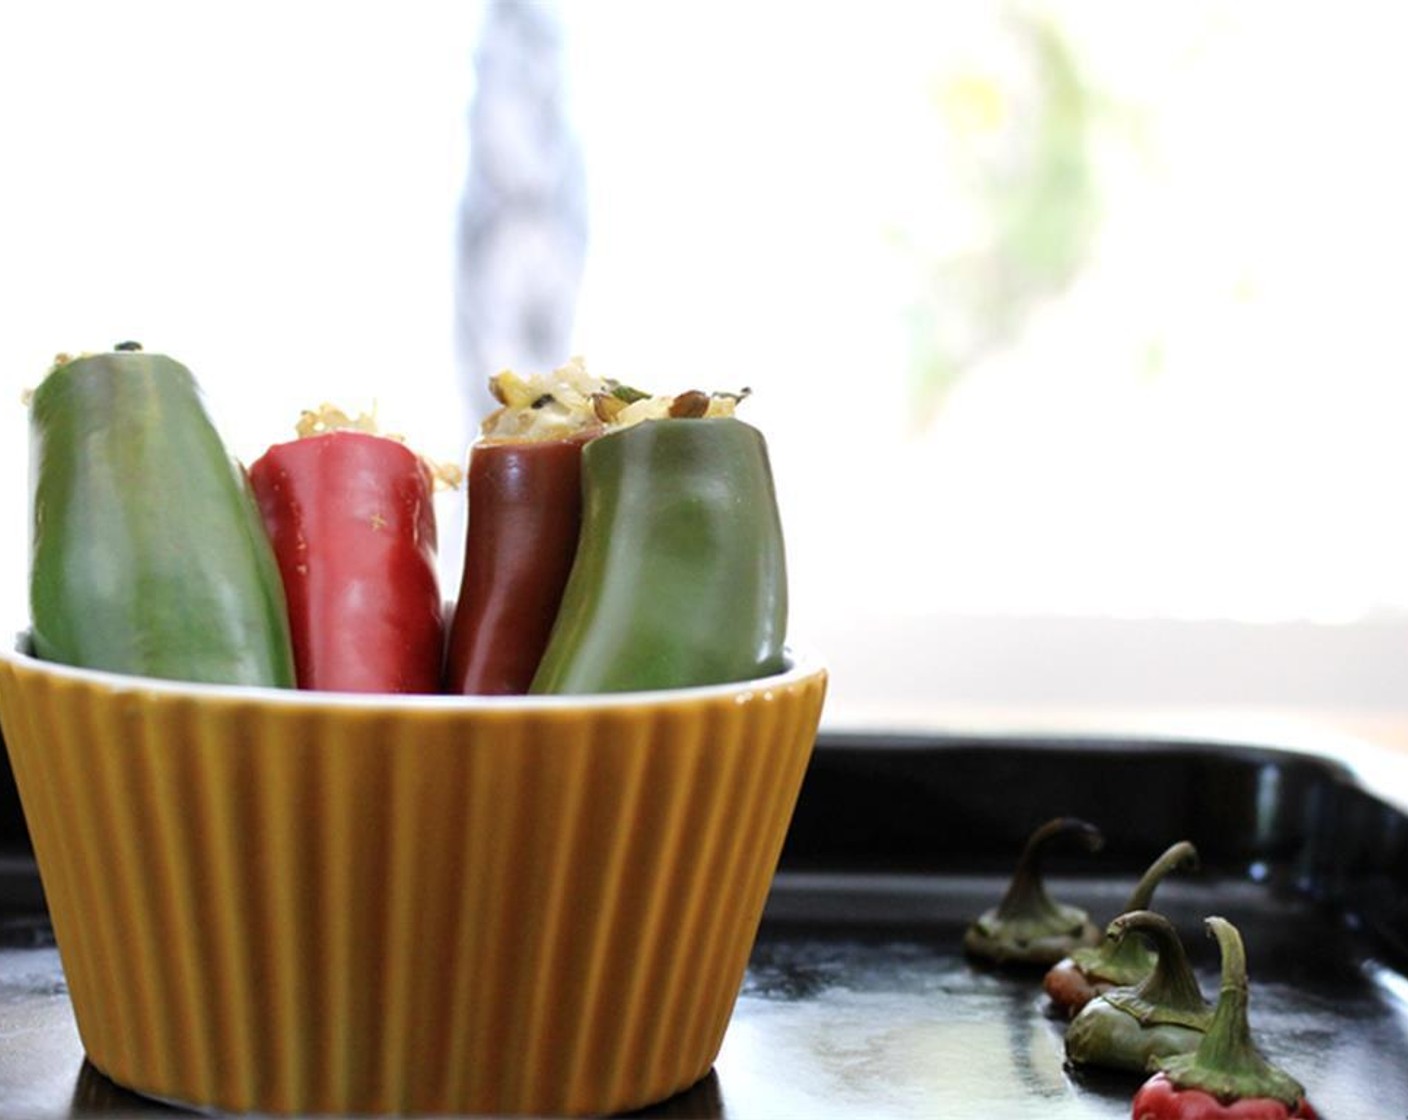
<box><xmin>1156</xmin><ymin>915</ymin><xmax>1308</xmax><ymax>1108</ymax></box>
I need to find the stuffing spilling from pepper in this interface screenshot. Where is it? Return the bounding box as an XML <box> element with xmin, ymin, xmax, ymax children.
<box><xmin>25</xmin><ymin>344</ymin><xmax>785</xmax><ymax>697</ymax></box>
<box><xmin>968</xmin><ymin>818</ymin><xmax>1320</xmax><ymax>1119</ymax></box>
<box><xmin>479</xmin><ymin>357</ymin><xmax>746</xmax><ymax>441</ymax></box>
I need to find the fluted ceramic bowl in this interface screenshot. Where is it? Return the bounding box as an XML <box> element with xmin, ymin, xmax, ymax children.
<box><xmin>0</xmin><ymin>635</ymin><xmax>826</xmax><ymax>1116</ymax></box>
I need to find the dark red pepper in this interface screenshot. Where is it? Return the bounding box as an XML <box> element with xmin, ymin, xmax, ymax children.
<box><xmin>248</xmin><ymin>428</ymin><xmax>442</xmax><ymax>693</ymax></box>
<box><xmin>445</xmin><ymin>434</ymin><xmax>588</xmax><ymax>694</ymax></box>
<box><xmin>1131</xmin><ymin>917</ymin><xmax>1317</xmax><ymax>1120</ymax></box>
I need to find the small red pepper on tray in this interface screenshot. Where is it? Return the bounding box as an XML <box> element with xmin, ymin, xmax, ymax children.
<box><xmin>248</xmin><ymin>408</ymin><xmax>443</xmax><ymax>693</ymax></box>
<box><xmin>1131</xmin><ymin>917</ymin><xmax>1317</xmax><ymax>1120</ymax></box>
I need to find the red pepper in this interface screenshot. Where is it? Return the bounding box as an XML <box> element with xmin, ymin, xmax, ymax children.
<box><xmin>248</xmin><ymin>429</ymin><xmax>442</xmax><ymax>693</ymax></box>
<box><xmin>1133</xmin><ymin>1074</ymin><xmax>1317</xmax><ymax>1119</ymax></box>
<box><xmin>1130</xmin><ymin>917</ymin><xmax>1317</xmax><ymax>1120</ymax></box>
<box><xmin>445</xmin><ymin>435</ymin><xmax>587</xmax><ymax>694</ymax></box>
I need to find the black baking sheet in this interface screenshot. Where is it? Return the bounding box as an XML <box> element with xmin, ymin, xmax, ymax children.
<box><xmin>2</xmin><ymin>731</ymin><xmax>1407</xmax><ymax>1118</ymax></box>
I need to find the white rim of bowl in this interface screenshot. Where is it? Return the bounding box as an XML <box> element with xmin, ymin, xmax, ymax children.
<box><xmin>0</xmin><ymin>630</ymin><xmax>824</xmax><ymax>711</ymax></box>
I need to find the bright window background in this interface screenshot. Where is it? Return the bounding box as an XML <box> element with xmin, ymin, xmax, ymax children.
<box><xmin>4</xmin><ymin>2</ymin><xmax>1408</xmax><ymax>719</ymax></box>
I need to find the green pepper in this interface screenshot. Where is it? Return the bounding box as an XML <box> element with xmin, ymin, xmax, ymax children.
<box><xmin>28</xmin><ymin>344</ymin><xmax>296</xmax><ymax>687</ymax></box>
<box><xmin>1065</xmin><ymin>910</ymin><xmax>1213</xmax><ymax>1074</ymax></box>
<box><xmin>529</xmin><ymin>416</ymin><xmax>788</xmax><ymax>693</ymax></box>
<box><xmin>1045</xmin><ymin>840</ymin><xmax>1200</xmax><ymax>1017</ymax></box>
<box><xmin>964</xmin><ymin>817</ymin><xmax>1105</xmax><ymax>967</ymax></box>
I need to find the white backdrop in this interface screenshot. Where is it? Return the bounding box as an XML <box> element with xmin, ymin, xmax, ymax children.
<box><xmin>5</xmin><ymin>2</ymin><xmax>1408</xmax><ymax>716</ymax></box>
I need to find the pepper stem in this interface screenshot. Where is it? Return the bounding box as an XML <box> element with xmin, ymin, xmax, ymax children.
<box><xmin>994</xmin><ymin>816</ymin><xmax>1103</xmax><ymax>927</ymax></box>
<box><xmin>1070</xmin><ymin>841</ymin><xmax>1200</xmax><ymax>985</ymax></box>
<box><xmin>966</xmin><ymin>817</ymin><xmax>1104</xmax><ymax>964</ymax></box>
<box><xmin>1103</xmin><ymin>910</ymin><xmax>1211</xmax><ymax>1029</ymax></box>
<box><xmin>1124</xmin><ymin>841</ymin><xmax>1199</xmax><ymax>913</ymax></box>
<box><xmin>1157</xmin><ymin>917</ymin><xmax>1308</xmax><ymax>1108</ymax></box>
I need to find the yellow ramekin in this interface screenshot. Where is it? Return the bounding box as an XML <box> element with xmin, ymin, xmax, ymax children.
<box><xmin>0</xmin><ymin>638</ymin><xmax>826</xmax><ymax>1116</ymax></box>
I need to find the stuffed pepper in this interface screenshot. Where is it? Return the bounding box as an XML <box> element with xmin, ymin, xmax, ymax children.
<box><xmin>446</xmin><ymin>359</ymin><xmax>607</xmax><ymax>695</ymax></box>
<box><xmin>28</xmin><ymin>343</ymin><xmax>296</xmax><ymax>687</ymax></box>
<box><xmin>248</xmin><ymin>406</ymin><xmax>443</xmax><ymax>693</ymax></box>
<box><xmin>528</xmin><ymin>394</ymin><xmax>787</xmax><ymax>694</ymax></box>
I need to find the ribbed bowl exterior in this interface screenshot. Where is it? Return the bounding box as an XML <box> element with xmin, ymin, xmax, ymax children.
<box><xmin>0</xmin><ymin>646</ymin><xmax>826</xmax><ymax>1116</ymax></box>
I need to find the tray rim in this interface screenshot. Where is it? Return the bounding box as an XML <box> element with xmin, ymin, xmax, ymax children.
<box><xmin>812</xmin><ymin>721</ymin><xmax>1408</xmax><ymax>816</ymax></box>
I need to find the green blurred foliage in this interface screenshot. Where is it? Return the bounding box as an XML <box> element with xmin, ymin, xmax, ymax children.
<box><xmin>901</xmin><ymin>7</ymin><xmax>1101</xmax><ymax>424</ymax></box>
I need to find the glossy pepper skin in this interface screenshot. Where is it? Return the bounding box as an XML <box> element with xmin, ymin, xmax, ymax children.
<box><xmin>1132</xmin><ymin>1075</ymin><xmax>1317</xmax><ymax>1119</ymax></box>
<box><xmin>529</xmin><ymin>417</ymin><xmax>788</xmax><ymax>694</ymax></box>
<box><xmin>1133</xmin><ymin>918</ymin><xmax>1317</xmax><ymax>1120</ymax></box>
<box><xmin>965</xmin><ymin>817</ymin><xmax>1104</xmax><ymax>967</ymax></box>
<box><xmin>1066</xmin><ymin>911</ymin><xmax>1212</xmax><ymax>1073</ymax></box>
<box><xmin>446</xmin><ymin>435</ymin><xmax>588</xmax><ymax>694</ymax></box>
<box><xmin>29</xmin><ymin>346</ymin><xmax>296</xmax><ymax>687</ymax></box>
<box><xmin>1046</xmin><ymin>840</ymin><xmax>1200</xmax><ymax>1017</ymax></box>
<box><xmin>248</xmin><ymin>429</ymin><xmax>442</xmax><ymax>693</ymax></box>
